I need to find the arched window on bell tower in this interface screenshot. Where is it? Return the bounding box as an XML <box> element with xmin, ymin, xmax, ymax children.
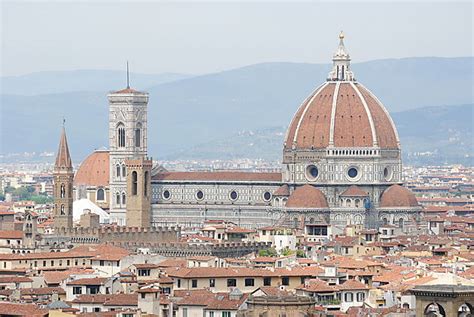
<box><xmin>132</xmin><ymin>171</ymin><xmax>138</xmax><ymax>195</ymax></box>
<box><xmin>144</xmin><ymin>171</ymin><xmax>149</xmax><ymax>197</ymax></box>
<box><xmin>117</xmin><ymin>122</ymin><xmax>125</xmax><ymax>148</ymax></box>
<box><xmin>116</xmin><ymin>164</ymin><xmax>121</xmax><ymax>178</ymax></box>
<box><xmin>60</xmin><ymin>184</ymin><xmax>65</xmax><ymax>198</ymax></box>
<box><xmin>135</xmin><ymin>123</ymin><xmax>142</xmax><ymax>148</ymax></box>
<box><xmin>60</xmin><ymin>205</ymin><xmax>65</xmax><ymax>215</ymax></box>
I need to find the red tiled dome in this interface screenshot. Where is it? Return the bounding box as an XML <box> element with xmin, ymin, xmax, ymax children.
<box><xmin>380</xmin><ymin>184</ymin><xmax>419</xmax><ymax>208</ymax></box>
<box><xmin>273</xmin><ymin>184</ymin><xmax>290</xmax><ymax>196</ymax></box>
<box><xmin>340</xmin><ymin>185</ymin><xmax>368</xmax><ymax>197</ymax></box>
<box><xmin>286</xmin><ymin>185</ymin><xmax>328</xmax><ymax>209</ymax></box>
<box><xmin>74</xmin><ymin>150</ymin><xmax>109</xmax><ymax>187</ymax></box>
<box><xmin>284</xmin><ymin>82</ymin><xmax>399</xmax><ymax>150</ymax></box>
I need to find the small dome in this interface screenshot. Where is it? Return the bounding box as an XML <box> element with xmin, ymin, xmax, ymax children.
<box><xmin>273</xmin><ymin>184</ymin><xmax>290</xmax><ymax>197</ymax></box>
<box><xmin>74</xmin><ymin>150</ymin><xmax>109</xmax><ymax>187</ymax></box>
<box><xmin>286</xmin><ymin>185</ymin><xmax>328</xmax><ymax>209</ymax></box>
<box><xmin>340</xmin><ymin>185</ymin><xmax>368</xmax><ymax>197</ymax></box>
<box><xmin>380</xmin><ymin>184</ymin><xmax>419</xmax><ymax>208</ymax></box>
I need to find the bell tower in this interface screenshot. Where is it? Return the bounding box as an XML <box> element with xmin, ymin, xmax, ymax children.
<box><xmin>125</xmin><ymin>157</ymin><xmax>152</xmax><ymax>227</ymax></box>
<box><xmin>108</xmin><ymin>67</ymin><xmax>149</xmax><ymax>226</ymax></box>
<box><xmin>53</xmin><ymin>125</ymin><xmax>74</xmax><ymax>229</ymax></box>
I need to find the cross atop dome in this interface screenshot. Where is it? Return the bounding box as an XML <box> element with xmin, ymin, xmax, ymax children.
<box><xmin>327</xmin><ymin>31</ymin><xmax>355</xmax><ymax>82</ymax></box>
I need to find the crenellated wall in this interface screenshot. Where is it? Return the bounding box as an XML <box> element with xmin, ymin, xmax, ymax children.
<box><xmin>104</xmin><ymin>240</ymin><xmax>271</xmax><ymax>257</ymax></box>
<box><xmin>55</xmin><ymin>225</ymin><xmax>180</xmax><ymax>244</ymax></box>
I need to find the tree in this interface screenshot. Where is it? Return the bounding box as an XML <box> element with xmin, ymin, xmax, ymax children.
<box><xmin>258</xmin><ymin>248</ymin><xmax>278</xmax><ymax>257</ymax></box>
<box><xmin>30</xmin><ymin>195</ymin><xmax>53</xmax><ymax>204</ymax></box>
<box><xmin>3</xmin><ymin>186</ymin><xmax>15</xmax><ymax>193</ymax></box>
<box><xmin>281</xmin><ymin>247</ymin><xmax>294</xmax><ymax>256</ymax></box>
<box><xmin>296</xmin><ymin>250</ymin><xmax>306</xmax><ymax>258</ymax></box>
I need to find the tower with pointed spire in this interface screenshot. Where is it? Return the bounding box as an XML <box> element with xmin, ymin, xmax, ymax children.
<box><xmin>327</xmin><ymin>31</ymin><xmax>355</xmax><ymax>82</ymax></box>
<box><xmin>53</xmin><ymin>124</ymin><xmax>74</xmax><ymax>229</ymax></box>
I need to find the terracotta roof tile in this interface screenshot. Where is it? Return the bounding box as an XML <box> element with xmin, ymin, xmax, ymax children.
<box><xmin>380</xmin><ymin>185</ymin><xmax>419</xmax><ymax>208</ymax></box>
<box><xmin>67</xmin><ymin>277</ymin><xmax>108</xmax><ymax>285</ymax></box>
<box><xmin>44</xmin><ymin>268</ymin><xmax>95</xmax><ymax>285</ymax></box>
<box><xmin>158</xmin><ymin>258</ymin><xmax>187</xmax><ymax>268</ymax></box>
<box><xmin>74</xmin><ymin>150</ymin><xmax>110</xmax><ymax>187</ymax></box>
<box><xmin>0</xmin><ymin>303</ymin><xmax>48</xmax><ymax>316</ymax></box>
<box><xmin>296</xmin><ymin>278</ymin><xmax>338</xmax><ymax>293</ymax></box>
<box><xmin>273</xmin><ymin>184</ymin><xmax>290</xmax><ymax>196</ymax></box>
<box><xmin>167</xmin><ymin>266</ymin><xmax>323</xmax><ymax>279</ymax></box>
<box><xmin>339</xmin><ymin>279</ymin><xmax>368</xmax><ymax>290</ymax></box>
<box><xmin>340</xmin><ymin>185</ymin><xmax>368</xmax><ymax>197</ymax></box>
<box><xmin>133</xmin><ymin>263</ymin><xmax>160</xmax><ymax>269</ymax></box>
<box><xmin>284</xmin><ymin>82</ymin><xmax>399</xmax><ymax>150</ymax></box>
<box><xmin>0</xmin><ymin>276</ymin><xmax>32</xmax><ymax>283</ymax></box>
<box><xmin>225</xmin><ymin>226</ymin><xmax>256</xmax><ymax>234</ymax></box>
<box><xmin>0</xmin><ymin>230</ymin><xmax>23</xmax><ymax>239</ymax></box>
<box><xmin>286</xmin><ymin>185</ymin><xmax>328</xmax><ymax>209</ymax></box>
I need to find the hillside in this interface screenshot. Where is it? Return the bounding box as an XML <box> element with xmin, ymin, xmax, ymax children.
<box><xmin>165</xmin><ymin>104</ymin><xmax>473</xmax><ymax>165</ymax></box>
<box><xmin>0</xmin><ymin>70</ymin><xmax>190</xmax><ymax>95</ymax></box>
<box><xmin>1</xmin><ymin>57</ymin><xmax>472</xmax><ymax>163</ymax></box>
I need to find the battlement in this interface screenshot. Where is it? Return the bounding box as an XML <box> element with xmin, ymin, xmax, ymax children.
<box><xmin>125</xmin><ymin>158</ymin><xmax>153</xmax><ymax>169</ymax></box>
<box><xmin>103</xmin><ymin>241</ymin><xmax>271</xmax><ymax>257</ymax></box>
<box><xmin>246</xmin><ymin>295</ymin><xmax>316</xmax><ymax>306</ymax></box>
<box><xmin>55</xmin><ymin>225</ymin><xmax>180</xmax><ymax>244</ymax></box>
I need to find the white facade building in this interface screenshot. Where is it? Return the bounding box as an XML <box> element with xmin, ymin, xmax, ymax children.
<box><xmin>74</xmin><ymin>33</ymin><xmax>422</xmax><ymax>230</ymax></box>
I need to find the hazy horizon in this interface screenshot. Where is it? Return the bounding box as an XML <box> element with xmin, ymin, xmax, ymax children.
<box><xmin>2</xmin><ymin>56</ymin><xmax>474</xmax><ymax>78</ymax></box>
<box><xmin>1</xmin><ymin>1</ymin><xmax>472</xmax><ymax>77</ymax></box>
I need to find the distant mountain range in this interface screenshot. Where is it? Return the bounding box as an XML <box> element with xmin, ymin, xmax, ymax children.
<box><xmin>1</xmin><ymin>57</ymin><xmax>473</xmax><ymax>165</ymax></box>
<box><xmin>167</xmin><ymin>104</ymin><xmax>473</xmax><ymax>165</ymax></box>
<box><xmin>0</xmin><ymin>70</ymin><xmax>191</xmax><ymax>95</ymax></box>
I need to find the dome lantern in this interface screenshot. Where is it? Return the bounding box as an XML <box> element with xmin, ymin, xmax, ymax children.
<box><xmin>327</xmin><ymin>31</ymin><xmax>355</xmax><ymax>82</ymax></box>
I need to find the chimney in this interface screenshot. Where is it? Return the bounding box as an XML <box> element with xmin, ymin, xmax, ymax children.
<box><xmin>51</xmin><ymin>291</ymin><xmax>59</xmax><ymax>302</ymax></box>
<box><xmin>9</xmin><ymin>289</ymin><xmax>21</xmax><ymax>302</ymax></box>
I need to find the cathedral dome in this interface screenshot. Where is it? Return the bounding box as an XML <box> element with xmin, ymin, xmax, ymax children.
<box><xmin>286</xmin><ymin>185</ymin><xmax>328</xmax><ymax>209</ymax></box>
<box><xmin>379</xmin><ymin>184</ymin><xmax>419</xmax><ymax>208</ymax></box>
<box><xmin>284</xmin><ymin>33</ymin><xmax>399</xmax><ymax>151</ymax></box>
<box><xmin>74</xmin><ymin>150</ymin><xmax>110</xmax><ymax>187</ymax></box>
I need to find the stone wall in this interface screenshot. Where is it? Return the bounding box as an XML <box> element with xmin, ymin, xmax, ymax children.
<box><xmin>55</xmin><ymin>226</ymin><xmax>180</xmax><ymax>244</ymax></box>
<box><xmin>151</xmin><ymin>204</ymin><xmax>281</xmax><ymax>228</ymax></box>
<box><xmin>105</xmin><ymin>241</ymin><xmax>271</xmax><ymax>257</ymax></box>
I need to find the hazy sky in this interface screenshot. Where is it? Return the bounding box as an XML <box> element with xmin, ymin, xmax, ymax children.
<box><xmin>1</xmin><ymin>1</ymin><xmax>472</xmax><ymax>76</ymax></box>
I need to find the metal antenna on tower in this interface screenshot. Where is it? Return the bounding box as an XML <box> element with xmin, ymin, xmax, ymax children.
<box><xmin>126</xmin><ymin>61</ymin><xmax>130</xmax><ymax>89</ymax></box>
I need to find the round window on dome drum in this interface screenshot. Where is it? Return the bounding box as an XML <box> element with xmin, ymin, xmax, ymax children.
<box><xmin>230</xmin><ymin>190</ymin><xmax>238</xmax><ymax>201</ymax></box>
<box><xmin>163</xmin><ymin>190</ymin><xmax>171</xmax><ymax>200</ymax></box>
<box><xmin>384</xmin><ymin>167</ymin><xmax>392</xmax><ymax>181</ymax></box>
<box><xmin>196</xmin><ymin>190</ymin><xmax>204</xmax><ymax>200</ymax></box>
<box><xmin>263</xmin><ymin>191</ymin><xmax>272</xmax><ymax>201</ymax></box>
<box><xmin>305</xmin><ymin>165</ymin><xmax>319</xmax><ymax>180</ymax></box>
<box><xmin>348</xmin><ymin>167</ymin><xmax>358</xmax><ymax>178</ymax></box>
